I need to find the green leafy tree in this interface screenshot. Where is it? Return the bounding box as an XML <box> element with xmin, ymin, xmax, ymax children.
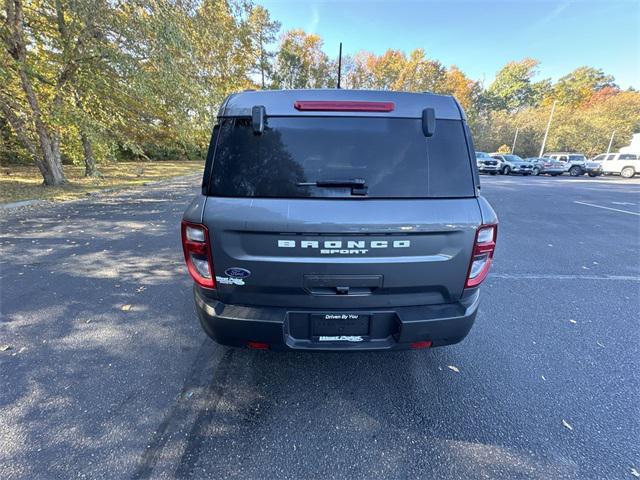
<box><xmin>485</xmin><ymin>58</ymin><xmax>549</xmax><ymax>111</ymax></box>
<box><xmin>550</xmin><ymin>66</ymin><xmax>617</xmax><ymax>105</ymax></box>
<box><xmin>247</xmin><ymin>5</ymin><xmax>280</xmax><ymax>89</ymax></box>
<box><xmin>272</xmin><ymin>30</ymin><xmax>333</xmax><ymax>89</ymax></box>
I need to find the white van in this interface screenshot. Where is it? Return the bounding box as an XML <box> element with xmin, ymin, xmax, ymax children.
<box><xmin>600</xmin><ymin>153</ymin><xmax>640</xmax><ymax>178</ymax></box>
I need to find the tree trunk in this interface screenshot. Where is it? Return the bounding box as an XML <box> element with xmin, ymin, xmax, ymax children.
<box><xmin>74</xmin><ymin>91</ymin><xmax>99</xmax><ymax>177</ymax></box>
<box><xmin>18</xmin><ymin>70</ymin><xmax>67</xmax><ymax>186</ymax></box>
<box><xmin>259</xmin><ymin>33</ymin><xmax>265</xmax><ymax>89</ymax></box>
<box><xmin>81</xmin><ymin>131</ymin><xmax>98</xmax><ymax>177</ymax></box>
<box><xmin>4</xmin><ymin>0</ymin><xmax>66</xmax><ymax>186</ymax></box>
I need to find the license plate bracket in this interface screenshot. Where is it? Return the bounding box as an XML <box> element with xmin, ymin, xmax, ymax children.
<box><xmin>311</xmin><ymin>313</ymin><xmax>370</xmax><ymax>337</ymax></box>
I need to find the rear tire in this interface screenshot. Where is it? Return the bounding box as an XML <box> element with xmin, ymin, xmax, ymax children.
<box><xmin>569</xmin><ymin>166</ymin><xmax>582</xmax><ymax>176</ymax></box>
<box><xmin>532</xmin><ymin>168</ymin><xmax>540</xmax><ymax>176</ymax></box>
<box><xmin>621</xmin><ymin>167</ymin><xmax>635</xmax><ymax>178</ymax></box>
<box><xmin>588</xmin><ymin>172</ymin><xmax>598</xmax><ymax>177</ymax></box>
<box><xmin>502</xmin><ymin>166</ymin><xmax>511</xmax><ymax>175</ymax></box>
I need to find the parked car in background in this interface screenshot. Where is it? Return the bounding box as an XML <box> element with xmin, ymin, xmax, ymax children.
<box><xmin>525</xmin><ymin>157</ymin><xmax>546</xmax><ymax>176</ymax></box>
<box><xmin>525</xmin><ymin>157</ymin><xmax>565</xmax><ymax>176</ymax></box>
<box><xmin>584</xmin><ymin>160</ymin><xmax>603</xmax><ymax>177</ymax></box>
<box><xmin>490</xmin><ymin>154</ymin><xmax>534</xmax><ymax>175</ymax></box>
<box><xmin>590</xmin><ymin>154</ymin><xmax>608</xmax><ymax>163</ymax></box>
<box><xmin>476</xmin><ymin>152</ymin><xmax>500</xmax><ymax>174</ymax></box>
<box><xmin>600</xmin><ymin>153</ymin><xmax>640</xmax><ymax>178</ymax></box>
<box><xmin>542</xmin><ymin>152</ymin><xmax>587</xmax><ymax>176</ymax></box>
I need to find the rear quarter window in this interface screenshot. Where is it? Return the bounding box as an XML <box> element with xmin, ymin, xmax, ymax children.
<box><xmin>206</xmin><ymin>116</ymin><xmax>475</xmax><ymax>198</ymax></box>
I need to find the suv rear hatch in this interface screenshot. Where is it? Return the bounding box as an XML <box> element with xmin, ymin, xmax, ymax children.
<box><xmin>202</xmin><ymin>113</ymin><xmax>482</xmax><ymax>309</ymax></box>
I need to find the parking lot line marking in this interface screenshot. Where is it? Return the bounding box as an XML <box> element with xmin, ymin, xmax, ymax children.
<box><xmin>490</xmin><ymin>273</ymin><xmax>640</xmax><ymax>281</ymax></box>
<box><xmin>573</xmin><ymin>201</ymin><xmax>640</xmax><ymax>216</ymax></box>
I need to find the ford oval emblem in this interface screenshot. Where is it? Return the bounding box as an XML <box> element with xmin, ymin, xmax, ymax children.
<box><xmin>225</xmin><ymin>267</ymin><xmax>251</xmax><ymax>279</ymax></box>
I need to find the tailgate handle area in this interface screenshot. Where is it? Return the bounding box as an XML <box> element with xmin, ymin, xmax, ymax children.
<box><xmin>304</xmin><ymin>275</ymin><xmax>382</xmax><ymax>296</ymax></box>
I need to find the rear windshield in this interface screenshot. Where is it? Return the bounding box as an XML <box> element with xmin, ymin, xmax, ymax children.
<box><xmin>207</xmin><ymin>116</ymin><xmax>474</xmax><ymax>198</ymax></box>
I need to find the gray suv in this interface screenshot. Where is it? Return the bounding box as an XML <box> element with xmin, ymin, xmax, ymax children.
<box><xmin>182</xmin><ymin>89</ymin><xmax>498</xmax><ymax>351</ymax></box>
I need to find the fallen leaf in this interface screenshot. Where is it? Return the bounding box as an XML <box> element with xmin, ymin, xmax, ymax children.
<box><xmin>541</xmin><ymin>375</ymin><xmax>546</xmax><ymax>381</ymax></box>
<box><xmin>136</xmin><ymin>286</ymin><xmax>146</xmax><ymax>293</ymax></box>
<box><xmin>121</xmin><ymin>304</ymin><xmax>132</xmax><ymax>312</ymax></box>
<box><xmin>631</xmin><ymin>467</ymin><xmax>639</xmax><ymax>478</ymax></box>
<box><xmin>0</xmin><ymin>344</ymin><xmax>12</xmax><ymax>352</ymax></box>
<box><xmin>596</xmin><ymin>341</ymin><xmax>605</xmax><ymax>348</ymax></box>
<box><xmin>569</xmin><ymin>319</ymin><xmax>577</xmax><ymax>324</ymax></box>
<box><xmin>562</xmin><ymin>419</ymin><xmax>573</xmax><ymax>431</ymax></box>
<box><xmin>447</xmin><ymin>365</ymin><xmax>460</xmax><ymax>373</ymax></box>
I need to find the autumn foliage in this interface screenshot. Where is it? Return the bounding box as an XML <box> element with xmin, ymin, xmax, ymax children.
<box><xmin>2</xmin><ymin>1</ymin><xmax>639</xmax><ymax>186</ymax></box>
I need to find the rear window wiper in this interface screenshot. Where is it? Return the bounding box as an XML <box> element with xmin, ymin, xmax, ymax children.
<box><xmin>297</xmin><ymin>178</ymin><xmax>368</xmax><ymax>196</ymax></box>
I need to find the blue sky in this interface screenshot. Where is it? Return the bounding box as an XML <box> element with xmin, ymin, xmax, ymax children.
<box><xmin>256</xmin><ymin>0</ymin><xmax>640</xmax><ymax>89</ymax></box>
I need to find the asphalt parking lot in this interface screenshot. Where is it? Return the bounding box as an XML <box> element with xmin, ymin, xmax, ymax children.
<box><xmin>1</xmin><ymin>173</ymin><xmax>639</xmax><ymax>479</ymax></box>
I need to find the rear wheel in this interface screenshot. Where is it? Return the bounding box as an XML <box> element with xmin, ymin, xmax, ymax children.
<box><xmin>588</xmin><ymin>172</ymin><xmax>598</xmax><ymax>177</ymax></box>
<box><xmin>502</xmin><ymin>166</ymin><xmax>511</xmax><ymax>175</ymax></box>
<box><xmin>621</xmin><ymin>166</ymin><xmax>636</xmax><ymax>178</ymax></box>
<box><xmin>569</xmin><ymin>166</ymin><xmax>583</xmax><ymax>176</ymax></box>
<box><xmin>532</xmin><ymin>168</ymin><xmax>540</xmax><ymax>176</ymax></box>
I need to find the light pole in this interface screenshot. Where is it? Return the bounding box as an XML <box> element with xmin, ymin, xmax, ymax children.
<box><xmin>606</xmin><ymin>130</ymin><xmax>616</xmax><ymax>154</ymax></box>
<box><xmin>539</xmin><ymin>100</ymin><xmax>557</xmax><ymax>157</ymax></box>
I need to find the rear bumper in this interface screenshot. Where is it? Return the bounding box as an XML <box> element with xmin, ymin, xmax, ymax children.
<box><xmin>193</xmin><ymin>286</ymin><xmax>480</xmax><ymax>351</ymax></box>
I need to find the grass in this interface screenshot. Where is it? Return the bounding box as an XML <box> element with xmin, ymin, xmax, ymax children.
<box><xmin>0</xmin><ymin>161</ymin><xmax>203</xmax><ymax>204</ymax></box>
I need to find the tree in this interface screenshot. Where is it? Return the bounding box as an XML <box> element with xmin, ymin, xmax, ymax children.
<box><xmin>443</xmin><ymin>65</ymin><xmax>481</xmax><ymax>114</ymax></box>
<box><xmin>272</xmin><ymin>29</ymin><xmax>333</xmax><ymax>89</ymax></box>
<box><xmin>485</xmin><ymin>58</ymin><xmax>549</xmax><ymax>111</ymax></box>
<box><xmin>550</xmin><ymin>66</ymin><xmax>617</xmax><ymax>105</ymax></box>
<box><xmin>394</xmin><ymin>49</ymin><xmax>447</xmax><ymax>93</ymax></box>
<box><xmin>247</xmin><ymin>6</ymin><xmax>280</xmax><ymax>89</ymax></box>
<box><xmin>367</xmin><ymin>49</ymin><xmax>405</xmax><ymax>90</ymax></box>
<box><xmin>343</xmin><ymin>51</ymin><xmax>375</xmax><ymax>89</ymax></box>
<box><xmin>2</xmin><ymin>0</ymin><xmax>67</xmax><ymax>185</ymax></box>
<box><xmin>1</xmin><ymin>0</ymin><xmax>117</xmax><ymax>183</ymax></box>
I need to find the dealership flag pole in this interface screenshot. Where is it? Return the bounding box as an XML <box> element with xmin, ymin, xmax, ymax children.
<box><xmin>607</xmin><ymin>130</ymin><xmax>616</xmax><ymax>154</ymax></box>
<box><xmin>539</xmin><ymin>100</ymin><xmax>557</xmax><ymax>157</ymax></box>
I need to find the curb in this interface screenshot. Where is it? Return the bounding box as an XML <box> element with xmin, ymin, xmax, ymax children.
<box><xmin>0</xmin><ymin>172</ymin><xmax>200</xmax><ymax>211</ymax></box>
<box><xmin>0</xmin><ymin>199</ymin><xmax>50</xmax><ymax>210</ymax></box>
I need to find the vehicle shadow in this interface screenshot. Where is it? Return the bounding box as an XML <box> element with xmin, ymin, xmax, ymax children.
<box><xmin>165</xmin><ymin>345</ymin><xmax>578</xmax><ymax>480</ymax></box>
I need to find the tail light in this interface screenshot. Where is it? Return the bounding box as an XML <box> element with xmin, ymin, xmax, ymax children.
<box><xmin>181</xmin><ymin>221</ymin><xmax>215</xmax><ymax>288</ymax></box>
<box><xmin>410</xmin><ymin>340</ymin><xmax>433</xmax><ymax>349</ymax></box>
<box><xmin>465</xmin><ymin>224</ymin><xmax>497</xmax><ymax>288</ymax></box>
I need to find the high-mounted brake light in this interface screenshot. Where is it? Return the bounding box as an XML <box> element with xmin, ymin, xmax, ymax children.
<box><xmin>181</xmin><ymin>220</ymin><xmax>215</xmax><ymax>289</ymax></box>
<box><xmin>465</xmin><ymin>224</ymin><xmax>497</xmax><ymax>288</ymax></box>
<box><xmin>294</xmin><ymin>100</ymin><xmax>395</xmax><ymax>112</ymax></box>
